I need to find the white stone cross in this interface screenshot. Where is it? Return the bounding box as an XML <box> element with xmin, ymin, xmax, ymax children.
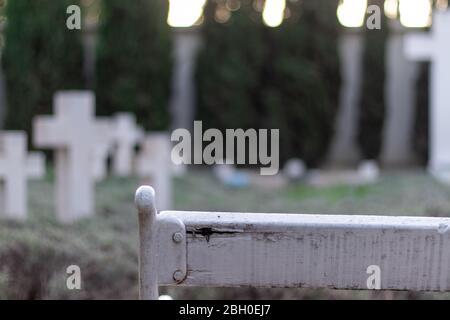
<box><xmin>135</xmin><ymin>134</ymin><xmax>172</xmax><ymax>211</ymax></box>
<box><xmin>33</xmin><ymin>91</ymin><xmax>96</xmax><ymax>223</ymax></box>
<box><xmin>136</xmin><ymin>185</ymin><xmax>450</xmax><ymax>300</ymax></box>
<box><xmin>112</xmin><ymin>113</ymin><xmax>144</xmax><ymax>177</ymax></box>
<box><xmin>0</xmin><ymin>132</ymin><xmax>45</xmax><ymax>220</ymax></box>
<box><xmin>405</xmin><ymin>11</ymin><xmax>450</xmax><ymax>182</ymax></box>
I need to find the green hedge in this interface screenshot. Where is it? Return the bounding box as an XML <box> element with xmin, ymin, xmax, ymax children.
<box><xmin>197</xmin><ymin>0</ymin><xmax>341</xmax><ymax>167</ymax></box>
<box><xmin>96</xmin><ymin>0</ymin><xmax>172</xmax><ymax>131</ymax></box>
<box><xmin>2</xmin><ymin>0</ymin><xmax>84</xmax><ymax>137</ymax></box>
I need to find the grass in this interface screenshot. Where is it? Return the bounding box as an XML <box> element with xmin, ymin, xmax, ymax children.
<box><xmin>1</xmin><ymin>169</ymin><xmax>450</xmax><ymax>299</ymax></box>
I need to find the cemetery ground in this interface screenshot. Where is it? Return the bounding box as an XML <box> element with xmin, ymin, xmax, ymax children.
<box><xmin>2</xmin><ymin>169</ymin><xmax>450</xmax><ymax>299</ymax></box>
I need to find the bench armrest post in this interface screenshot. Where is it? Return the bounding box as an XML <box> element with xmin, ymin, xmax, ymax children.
<box><xmin>135</xmin><ymin>186</ymin><xmax>159</xmax><ymax>300</ymax></box>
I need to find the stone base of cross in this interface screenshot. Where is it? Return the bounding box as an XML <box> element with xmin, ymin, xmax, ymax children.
<box><xmin>404</xmin><ymin>11</ymin><xmax>450</xmax><ymax>183</ymax></box>
<box><xmin>0</xmin><ymin>132</ymin><xmax>45</xmax><ymax>220</ymax></box>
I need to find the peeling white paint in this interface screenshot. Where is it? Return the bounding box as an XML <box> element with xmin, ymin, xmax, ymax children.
<box><xmin>137</xmin><ymin>186</ymin><xmax>450</xmax><ymax>299</ymax></box>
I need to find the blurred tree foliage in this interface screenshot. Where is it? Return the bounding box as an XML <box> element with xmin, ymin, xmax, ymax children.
<box><xmin>197</xmin><ymin>0</ymin><xmax>265</xmax><ymax>131</ymax></box>
<box><xmin>96</xmin><ymin>0</ymin><xmax>171</xmax><ymax>130</ymax></box>
<box><xmin>262</xmin><ymin>0</ymin><xmax>341</xmax><ymax>166</ymax></box>
<box><xmin>414</xmin><ymin>63</ymin><xmax>429</xmax><ymax>165</ymax></box>
<box><xmin>2</xmin><ymin>0</ymin><xmax>84</xmax><ymax>137</ymax></box>
<box><xmin>197</xmin><ymin>0</ymin><xmax>341</xmax><ymax>167</ymax></box>
<box><xmin>0</xmin><ymin>0</ymin><xmax>5</xmax><ymax>46</ymax></box>
<box><xmin>357</xmin><ymin>0</ymin><xmax>388</xmax><ymax>160</ymax></box>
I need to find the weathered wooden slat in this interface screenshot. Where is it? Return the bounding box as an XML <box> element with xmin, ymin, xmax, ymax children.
<box><xmin>136</xmin><ymin>186</ymin><xmax>450</xmax><ymax>299</ymax></box>
<box><xmin>160</xmin><ymin>211</ymin><xmax>450</xmax><ymax>291</ymax></box>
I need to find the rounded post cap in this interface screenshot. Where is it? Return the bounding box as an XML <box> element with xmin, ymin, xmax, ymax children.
<box><xmin>135</xmin><ymin>185</ymin><xmax>157</xmax><ymax>214</ymax></box>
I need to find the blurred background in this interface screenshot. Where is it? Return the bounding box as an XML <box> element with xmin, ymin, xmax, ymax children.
<box><xmin>0</xmin><ymin>0</ymin><xmax>449</xmax><ymax>300</ymax></box>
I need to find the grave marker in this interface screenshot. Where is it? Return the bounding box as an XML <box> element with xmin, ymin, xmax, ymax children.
<box><xmin>112</xmin><ymin>113</ymin><xmax>144</xmax><ymax>177</ymax></box>
<box><xmin>34</xmin><ymin>91</ymin><xmax>96</xmax><ymax>222</ymax></box>
<box><xmin>135</xmin><ymin>134</ymin><xmax>172</xmax><ymax>211</ymax></box>
<box><xmin>0</xmin><ymin>132</ymin><xmax>45</xmax><ymax>219</ymax></box>
<box><xmin>136</xmin><ymin>185</ymin><xmax>450</xmax><ymax>300</ymax></box>
<box><xmin>405</xmin><ymin>11</ymin><xmax>450</xmax><ymax>182</ymax></box>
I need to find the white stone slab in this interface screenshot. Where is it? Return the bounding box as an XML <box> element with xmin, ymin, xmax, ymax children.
<box><xmin>307</xmin><ymin>162</ymin><xmax>379</xmax><ymax>187</ymax></box>
<box><xmin>283</xmin><ymin>158</ymin><xmax>306</xmax><ymax>181</ymax></box>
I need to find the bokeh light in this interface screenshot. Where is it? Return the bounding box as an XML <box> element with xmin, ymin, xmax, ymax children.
<box><xmin>215</xmin><ymin>4</ymin><xmax>232</xmax><ymax>24</ymax></box>
<box><xmin>399</xmin><ymin>0</ymin><xmax>432</xmax><ymax>28</ymax></box>
<box><xmin>337</xmin><ymin>0</ymin><xmax>368</xmax><ymax>28</ymax></box>
<box><xmin>436</xmin><ymin>0</ymin><xmax>449</xmax><ymax>11</ymax></box>
<box><xmin>384</xmin><ymin>0</ymin><xmax>399</xmax><ymax>19</ymax></box>
<box><xmin>262</xmin><ymin>0</ymin><xmax>286</xmax><ymax>27</ymax></box>
<box><xmin>168</xmin><ymin>0</ymin><xmax>207</xmax><ymax>28</ymax></box>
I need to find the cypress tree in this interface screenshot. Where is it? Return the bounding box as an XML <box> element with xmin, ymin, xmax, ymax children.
<box><xmin>262</xmin><ymin>0</ymin><xmax>341</xmax><ymax>166</ymax></box>
<box><xmin>197</xmin><ymin>0</ymin><xmax>265</xmax><ymax>132</ymax></box>
<box><xmin>197</xmin><ymin>0</ymin><xmax>341</xmax><ymax>167</ymax></box>
<box><xmin>96</xmin><ymin>0</ymin><xmax>171</xmax><ymax>130</ymax></box>
<box><xmin>2</xmin><ymin>0</ymin><xmax>84</xmax><ymax>136</ymax></box>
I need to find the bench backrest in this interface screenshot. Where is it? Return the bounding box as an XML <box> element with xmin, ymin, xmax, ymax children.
<box><xmin>135</xmin><ymin>186</ymin><xmax>450</xmax><ymax>299</ymax></box>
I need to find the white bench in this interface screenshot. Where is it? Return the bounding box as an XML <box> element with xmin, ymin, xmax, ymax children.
<box><xmin>135</xmin><ymin>186</ymin><xmax>450</xmax><ymax>300</ymax></box>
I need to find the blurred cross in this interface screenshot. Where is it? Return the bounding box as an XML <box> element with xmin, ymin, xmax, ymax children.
<box><xmin>404</xmin><ymin>11</ymin><xmax>450</xmax><ymax>183</ymax></box>
<box><xmin>0</xmin><ymin>132</ymin><xmax>44</xmax><ymax>219</ymax></box>
<box><xmin>33</xmin><ymin>91</ymin><xmax>96</xmax><ymax>222</ymax></box>
<box><xmin>111</xmin><ymin>113</ymin><xmax>144</xmax><ymax>177</ymax></box>
<box><xmin>135</xmin><ymin>133</ymin><xmax>172</xmax><ymax>211</ymax></box>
